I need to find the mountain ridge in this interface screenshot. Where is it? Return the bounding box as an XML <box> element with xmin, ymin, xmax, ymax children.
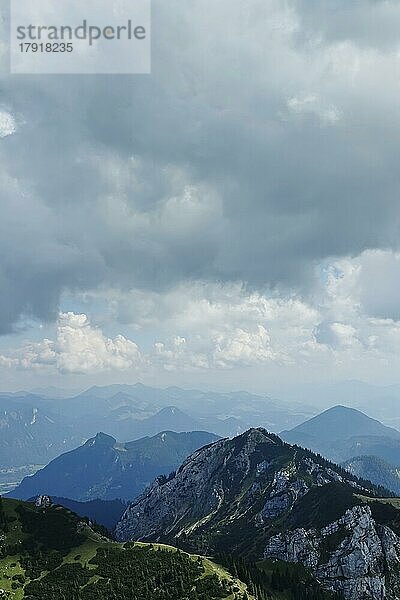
<box><xmin>9</xmin><ymin>429</ymin><xmax>219</xmax><ymax>502</ymax></box>
<box><xmin>115</xmin><ymin>427</ymin><xmax>400</xmax><ymax>599</ymax></box>
<box><xmin>0</xmin><ymin>397</ymin><xmax>84</xmax><ymax>468</ymax></box>
<box><xmin>0</xmin><ymin>383</ymin><xmax>314</xmax><ymax>469</ymax></box>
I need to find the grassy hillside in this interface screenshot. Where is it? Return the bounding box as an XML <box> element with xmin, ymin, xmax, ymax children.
<box><xmin>0</xmin><ymin>497</ymin><xmax>254</xmax><ymax>600</ymax></box>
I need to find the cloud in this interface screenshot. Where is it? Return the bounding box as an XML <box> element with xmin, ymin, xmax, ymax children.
<box><xmin>0</xmin><ymin>290</ymin><xmax>319</xmax><ymax>375</ymax></box>
<box><xmin>111</xmin><ymin>260</ymin><xmax>400</xmax><ymax>374</ymax></box>
<box><xmin>0</xmin><ymin>355</ymin><xmax>17</xmax><ymax>369</ymax></box>
<box><xmin>315</xmin><ymin>321</ymin><xmax>360</xmax><ymax>350</ymax></box>
<box><xmin>0</xmin><ymin>110</ymin><xmax>16</xmax><ymax>138</ymax></box>
<box><xmin>213</xmin><ymin>325</ymin><xmax>276</xmax><ymax>367</ymax></box>
<box><xmin>352</xmin><ymin>251</ymin><xmax>400</xmax><ymax>321</ymax></box>
<box><xmin>1</xmin><ymin>0</ymin><xmax>400</xmax><ymax>395</ymax></box>
<box><xmin>286</xmin><ymin>94</ymin><xmax>342</xmax><ymax>125</ymax></box>
<box><xmin>154</xmin><ymin>336</ymin><xmax>209</xmax><ymax>371</ymax></box>
<box><xmin>293</xmin><ymin>0</ymin><xmax>400</xmax><ymax>50</ymax></box>
<box><xmin>1</xmin><ymin>0</ymin><xmax>400</xmax><ymax>336</ymax></box>
<box><xmin>1</xmin><ymin>312</ymin><xmax>142</xmax><ymax>375</ymax></box>
<box><xmin>3</xmin><ymin>254</ymin><xmax>400</xmax><ymax>380</ymax></box>
<box><xmin>322</xmin><ymin>251</ymin><xmax>400</xmax><ymax>322</ymax></box>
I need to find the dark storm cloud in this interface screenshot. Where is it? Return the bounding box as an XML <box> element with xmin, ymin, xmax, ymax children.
<box><xmin>1</xmin><ymin>0</ymin><xmax>400</xmax><ymax>332</ymax></box>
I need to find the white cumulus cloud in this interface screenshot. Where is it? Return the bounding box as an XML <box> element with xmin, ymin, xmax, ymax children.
<box><xmin>0</xmin><ymin>312</ymin><xmax>142</xmax><ymax>375</ymax></box>
<box><xmin>213</xmin><ymin>325</ymin><xmax>276</xmax><ymax>367</ymax></box>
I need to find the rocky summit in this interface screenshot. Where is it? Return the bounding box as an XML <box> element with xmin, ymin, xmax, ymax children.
<box><xmin>115</xmin><ymin>428</ymin><xmax>400</xmax><ymax>600</ymax></box>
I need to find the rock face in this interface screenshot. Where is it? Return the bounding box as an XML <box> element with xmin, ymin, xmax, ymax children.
<box><xmin>116</xmin><ymin>429</ymin><xmax>298</xmax><ymax>545</ymax></box>
<box><xmin>34</xmin><ymin>494</ymin><xmax>52</xmax><ymax>508</ymax></box>
<box><xmin>115</xmin><ymin>428</ymin><xmax>400</xmax><ymax>600</ymax></box>
<box><xmin>115</xmin><ymin>429</ymin><xmax>362</xmax><ymax>549</ymax></box>
<box><xmin>265</xmin><ymin>505</ymin><xmax>400</xmax><ymax>599</ymax></box>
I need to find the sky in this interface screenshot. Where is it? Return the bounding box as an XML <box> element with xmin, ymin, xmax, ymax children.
<box><xmin>1</xmin><ymin>0</ymin><xmax>400</xmax><ymax>392</ymax></box>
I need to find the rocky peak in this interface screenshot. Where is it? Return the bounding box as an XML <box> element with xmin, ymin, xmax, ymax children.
<box><xmin>115</xmin><ymin>428</ymin><xmax>400</xmax><ymax>599</ymax></box>
<box><xmin>115</xmin><ymin>429</ymin><xmax>348</xmax><ymax>548</ymax></box>
<box><xmin>234</xmin><ymin>427</ymin><xmax>280</xmax><ymax>450</ymax></box>
<box><xmin>85</xmin><ymin>432</ymin><xmax>117</xmax><ymax>447</ymax></box>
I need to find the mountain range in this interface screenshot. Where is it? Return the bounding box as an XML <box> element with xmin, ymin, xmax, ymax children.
<box><xmin>0</xmin><ymin>383</ymin><xmax>314</xmax><ymax>469</ymax></box>
<box><xmin>3</xmin><ymin>382</ymin><xmax>400</xmax><ymax>474</ymax></box>
<box><xmin>50</xmin><ymin>383</ymin><xmax>314</xmax><ymax>439</ymax></box>
<box><xmin>7</xmin><ymin>383</ymin><xmax>316</xmax><ymax>440</ymax></box>
<box><xmin>115</xmin><ymin>428</ymin><xmax>400</xmax><ymax>599</ymax></box>
<box><xmin>9</xmin><ymin>430</ymin><xmax>219</xmax><ymax>501</ymax></box>
<box><xmin>281</xmin><ymin>405</ymin><xmax>400</xmax><ymax>466</ymax></box>
<box><xmin>2</xmin><ymin>420</ymin><xmax>400</xmax><ymax>599</ymax></box>
<box><xmin>0</xmin><ymin>395</ymin><xmax>84</xmax><ymax>468</ymax></box>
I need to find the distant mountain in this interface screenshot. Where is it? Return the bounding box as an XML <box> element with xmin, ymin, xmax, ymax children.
<box><xmin>110</xmin><ymin>406</ymin><xmax>245</xmax><ymax>440</ymax></box>
<box><xmin>343</xmin><ymin>455</ymin><xmax>400</xmax><ymax>496</ymax></box>
<box><xmin>106</xmin><ymin>405</ymin><xmax>213</xmax><ymax>440</ymax></box>
<box><xmin>0</xmin><ymin>383</ymin><xmax>314</xmax><ymax>471</ymax></box>
<box><xmin>273</xmin><ymin>379</ymin><xmax>400</xmax><ymax>430</ymax></box>
<box><xmin>30</xmin><ymin>386</ymin><xmax>83</xmax><ymax>399</ymax></box>
<box><xmin>9</xmin><ymin>430</ymin><xmax>219</xmax><ymax>501</ymax></box>
<box><xmin>0</xmin><ymin>396</ymin><xmax>84</xmax><ymax>468</ymax></box>
<box><xmin>116</xmin><ymin>428</ymin><xmax>400</xmax><ymax>600</ymax></box>
<box><xmin>138</xmin><ymin>405</ymin><xmax>201</xmax><ymax>431</ymax></box>
<box><xmin>281</xmin><ymin>405</ymin><xmax>400</xmax><ymax>441</ymax></box>
<box><xmin>281</xmin><ymin>405</ymin><xmax>400</xmax><ymax>465</ymax></box>
<box><xmin>46</xmin><ymin>383</ymin><xmax>314</xmax><ymax>440</ymax></box>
